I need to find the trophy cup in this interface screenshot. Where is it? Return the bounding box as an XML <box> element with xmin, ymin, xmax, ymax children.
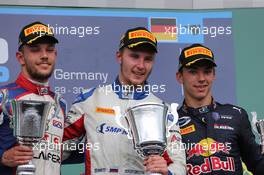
<box><xmin>114</xmin><ymin>102</ymin><xmax>178</xmax><ymax>175</ymax></box>
<box><xmin>251</xmin><ymin>112</ymin><xmax>264</xmax><ymax>154</ymax></box>
<box><xmin>0</xmin><ymin>89</ymin><xmax>58</xmax><ymax>175</ymax></box>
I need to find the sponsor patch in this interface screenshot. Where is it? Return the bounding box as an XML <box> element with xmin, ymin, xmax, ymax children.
<box><xmin>38</xmin><ymin>87</ymin><xmax>49</xmax><ymax>95</ymax></box>
<box><xmin>124</xmin><ymin>169</ymin><xmax>144</xmax><ymax>174</ymax></box>
<box><xmin>128</xmin><ymin>30</ymin><xmax>156</xmax><ymax>43</ymax></box>
<box><xmin>187</xmin><ymin>156</ymin><xmax>235</xmax><ymax>174</ymax></box>
<box><xmin>178</xmin><ymin>116</ymin><xmax>191</xmax><ymax>127</ymax></box>
<box><xmin>43</xmin><ymin>132</ymin><xmax>61</xmax><ymax>145</ymax></box>
<box><xmin>52</xmin><ymin>120</ymin><xmax>63</xmax><ymax>129</ymax></box>
<box><xmin>33</xmin><ymin>151</ymin><xmax>60</xmax><ymax>163</ymax></box>
<box><xmin>184</xmin><ymin>46</ymin><xmax>213</xmax><ymax>58</ymax></box>
<box><xmin>170</xmin><ymin>134</ymin><xmax>181</xmax><ymax>142</ymax></box>
<box><xmin>232</xmin><ymin>107</ymin><xmax>242</xmax><ymax>113</ymax></box>
<box><xmin>94</xmin><ymin>168</ymin><xmax>107</xmax><ymax>173</ymax></box>
<box><xmin>187</xmin><ymin>138</ymin><xmax>231</xmax><ymax>160</ymax></box>
<box><xmin>109</xmin><ymin>168</ymin><xmax>118</xmax><ymax>173</ymax></box>
<box><xmin>167</xmin><ymin>114</ymin><xmax>174</xmax><ymax>122</ymax></box>
<box><xmin>24</xmin><ymin>24</ymin><xmax>52</xmax><ymax>36</ymax></box>
<box><xmin>96</xmin><ymin>123</ymin><xmax>127</xmax><ymax>135</ymax></box>
<box><xmin>212</xmin><ymin>112</ymin><xmax>220</xmax><ymax>121</ymax></box>
<box><xmin>180</xmin><ymin>124</ymin><xmax>195</xmax><ymax>135</ymax></box>
<box><xmin>220</xmin><ymin>115</ymin><xmax>233</xmax><ymax>120</ymax></box>
<box><xmin>96</xmin><ymin>107</ymin><xmax>115</xmax><ymax>115</ymax></box>
<box><xmin>214</xmin><ymin>124</ymin><xmax>234</xmax><ymax>131</ymax></box>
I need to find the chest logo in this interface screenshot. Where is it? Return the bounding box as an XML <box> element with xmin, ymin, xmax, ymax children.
<box><xmin>180</xmin><ymin>124</ymin><xmax>195</xmax><ymax>135</ymax></box>
<box><xmin>96</xmin><ymin>107</ymin><xmax>115</xmax><ymax>115</ymax></box>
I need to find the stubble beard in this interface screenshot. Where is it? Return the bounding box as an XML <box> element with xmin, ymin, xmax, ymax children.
<box><xmin>26</xmin><ymin>63</ymin><xmax>54</xmax><ymax>81</ymax></box>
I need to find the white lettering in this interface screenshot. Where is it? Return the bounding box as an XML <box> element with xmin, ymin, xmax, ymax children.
<box><xmin>54</xmin><ymin>69</ymin><xmax>108</xmax><ymax>83</ymax></box>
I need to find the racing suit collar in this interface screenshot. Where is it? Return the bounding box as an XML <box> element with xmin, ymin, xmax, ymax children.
<box><xmin>182</xmin><ymin>97</ymin><xmax>217</xmax><ymax>115</ymax></box>
<box><xmin>15</xmin><ymin>73</ymin><xmax>51</xmax><ymax>96</ymax></box>
<box><xmin>112</xmin><ymin>77</ymin><xmax>150</xmax><ymax>100</ymax></box>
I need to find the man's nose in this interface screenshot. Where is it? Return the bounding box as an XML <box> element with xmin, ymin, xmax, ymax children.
<box><xmin>137</xmin><ymin>58</ymin><xmax>145</xmax><ymax>69</ymax></box>
<box><xmin>40</xmin><ymin>50</ymin><xmax>48</xmax><ymax>59</ymax></box>
<box><xmin>197</xmin><ymin>72</ymin><xmax>206</xmax><ymax>81</ymax></box>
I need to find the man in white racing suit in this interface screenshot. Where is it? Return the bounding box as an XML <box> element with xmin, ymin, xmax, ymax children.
<box><xmin>0</xmin><ymin>21</ymin><xmax>66</xmax><ymax>175</ymax></box>
<box><xmin>63</xmin><ymin>27</ymin><xmax>186</xmax><ymax>175</ymax></box>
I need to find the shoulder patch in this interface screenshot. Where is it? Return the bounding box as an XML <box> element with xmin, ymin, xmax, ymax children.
<box><xmin>73</xmin><ymin>87</ymin><xmax>96</xmax><ymax>104</ymax></box>
<box><xmin>178</xmin><ymin>116</ymin><xmax>191</xmax><ymax>127</ymax></box>
<box><xmin>59</xmin><ymin>97</ymin><xmax>68</xmax><ymax>115</ymax></box>
<box><xmin>232</xmin><ymin>106</ymin><xmax>242</xmax><ymax>114</ymax></box>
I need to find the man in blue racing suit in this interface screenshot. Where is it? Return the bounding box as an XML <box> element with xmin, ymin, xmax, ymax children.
<box><xmin>176</xmin><ymin>43</ymin><xmax>264</xmax><ymax>175</ymax></box>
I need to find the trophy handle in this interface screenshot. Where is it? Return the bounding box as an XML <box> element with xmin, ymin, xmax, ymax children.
<box><xmin>166</xmin><ymin>103</ymin><xmax>179</xmax><ymax>137</ymax></box>
<box><xmin>0</xmin><ymin>89</ymin><xmax>10</xmax><ymax>117</ymax></box>
<box><xmin>0</xmin><ymin>89</ymin><xmax>14</xmax><ymax>127</ymax></box>
<box><xmin>251</xmin><ymin>111</ymin><xmax>259</xmax><ymax>134</ymax></box>
<box><xmin>113</xmin><ymin>106</ymin><xmax>132</xmax><ymax>139</ymax></box>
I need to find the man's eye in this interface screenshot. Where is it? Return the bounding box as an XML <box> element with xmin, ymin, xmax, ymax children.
<box><xmin>130</xmin><ymin>54</ymin><xmax>139</xmax><ymax>59</ymax></box>
<box><xmin>30</xmin><ymin>47</ymin><xmax>40</xmax><ymax>52</ymax></box>
<box><xmin>47</xmin><ymin>47</ymin><xmax>55</xmax><ymax>52</ymax></box>
<box><xmin>189</xmin><ymin>70</ymin><xmax>196</xmax><ymax>74</ymax></box>
<box><xmin>145</xmin><ymin>56</ymin><xmax>154</xmax><ymax>62</ymax></box>
<box><xmin>205</xmin><ymin>70</ymin><xmax>212</xmax><ymax>74</ymax></box>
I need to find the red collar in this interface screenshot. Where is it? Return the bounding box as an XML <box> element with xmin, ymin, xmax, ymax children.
<box><xmin>15</xmin><ymin>73</ymin><xmax>51</xmax><ymax>96</ymax></box>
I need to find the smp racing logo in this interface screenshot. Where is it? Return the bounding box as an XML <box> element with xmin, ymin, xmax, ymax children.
<box><xmin>187</xmin><ymin>138</ymin><xmax>234</xmax><ymax>174</ymax></box>
<box><xmin>96</xmin><ymin>123</ymin><xmax>128</xmax><ymax>135</ymax></box>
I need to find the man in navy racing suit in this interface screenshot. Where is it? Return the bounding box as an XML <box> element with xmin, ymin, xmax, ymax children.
<box><xmin>176</xmin><ymin>43</ymin><xmax>264</xmax><ymax>175</ymax></box>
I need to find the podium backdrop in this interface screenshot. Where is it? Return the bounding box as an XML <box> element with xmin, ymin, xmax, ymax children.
<box><xmin>0</xmin><ymin>6</ymin><xmax>263</xmax><ymax>175</ymax></box>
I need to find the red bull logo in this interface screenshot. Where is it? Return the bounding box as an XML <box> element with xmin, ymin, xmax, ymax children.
<box><xmin>187</xmin><ymin>138</ymin><xmax>231</xmax><ymax>160</ymax></box>
<box><xmin>187</xmin><ymin>156</ymin><xmax>235</xmax><ymax>175</ymax></box>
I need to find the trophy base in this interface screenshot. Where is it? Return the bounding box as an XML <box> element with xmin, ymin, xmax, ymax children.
<box><xmin>17</xmin><ymin>164</ymin><xmax>35</xmax><ymax>175</ymax></box>
<box><xmin>17</xmin><ymin>173</ymin><xmax>34</xmax><ymax>175</ymax></box>
<box><xmin>146</xmin><ymin>173</ymin><xmax>162</xmax><ymax>175</ymax></box>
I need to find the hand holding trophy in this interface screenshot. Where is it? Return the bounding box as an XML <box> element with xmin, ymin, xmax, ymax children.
<box><xmin>0</xmin><ymin>89</ymin><xmax>59</xmax><ymax>175</ymax></box>
<box><xmin>114</xmin><ymin>102</ymin><xmax>178</xmax><ymax>175</ymax></box>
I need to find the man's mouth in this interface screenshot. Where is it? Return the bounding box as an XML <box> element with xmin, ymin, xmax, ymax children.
<box><xmin>194</xmin><ymin>85</ymin><xmax>207</xmax><ymax>91</ymax></box>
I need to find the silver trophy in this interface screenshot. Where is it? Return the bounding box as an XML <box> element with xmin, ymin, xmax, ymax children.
<box><xmin>0</xmin><ymin>89</ymin><xmax>60</xmax><ymax>175</ymax></box>
<box><xmin>114</xmin><ymin>102</ymin><xmax>178</xmax><ymax>175</ymax></box>
<box><xmin>251</xmin><ymin>112</ymin><xmax>264</xmax><ymax>154</ymax></box>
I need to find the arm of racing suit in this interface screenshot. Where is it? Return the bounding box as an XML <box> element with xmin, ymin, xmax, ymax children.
<box><xmin>62</xmin><ymin>91</ymin><xmax>88</xmax><ymax>163</ymax></box>
<box><xmin>0</xmin><ymin>91</ymin><xmax>17</xmax><ymax>174</ymax></box>
<box><xmin>164</xmin><ymin>110</ymin><xmax>186</xmax><ymax>175</ymax></box>
<box><xmin>239</xmin><ymin>108</ymin><xmax>264</xmax><ymax>175</ymax></box>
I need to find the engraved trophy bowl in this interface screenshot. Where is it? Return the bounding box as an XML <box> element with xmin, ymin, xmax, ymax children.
<box><xmin>256</xmin><ymin>119</ymin><xmax>264</xmax><ymax>154</ymax></box>
<box><xmin>114</xmin><ymin>102</ymin><xmax>178</xmax><ymax>175</ymax></box>
<box><xmin>12</xmin><ymin>100</ymin><xmax>51</xmax><ymax>175</ymax></box>
<box><xmin>0</xmin><ymin>89</ymin><xmax>53</xmax><ymax>175</ymax></box>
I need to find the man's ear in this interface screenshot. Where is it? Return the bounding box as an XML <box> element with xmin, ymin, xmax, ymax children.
<box><xmin>213</xmin><ymin>68</ymin><xmax>216</xmax><ymax>81</ymax></box>
<box><xmin>16</xmin><ymin>51</ymin><xmax>25</xmax><ymax>65</ymax></box>
<box><xmin>176</xmin><ymin>71</ymin><xmax>183</xmax><ymax>84</ymax></box>
<box><xmin>116</xmin><ymin>51</ymin><xmax>122</xmax><ymax>64</ymax></box>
